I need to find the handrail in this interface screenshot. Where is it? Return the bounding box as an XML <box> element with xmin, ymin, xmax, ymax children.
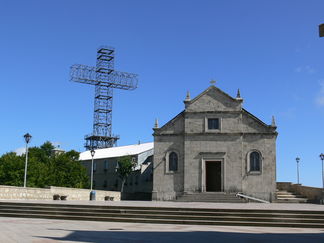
<box><xmin>236</xmin><ymin>193</ymin><xmax>270</xmax><ymax>203</ymax></box>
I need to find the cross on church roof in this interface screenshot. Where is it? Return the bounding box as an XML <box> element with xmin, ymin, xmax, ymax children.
<box><xmin>210</xmin><ymin>80</ymin><xmax>216</xmax><ymax>86</ymax></box>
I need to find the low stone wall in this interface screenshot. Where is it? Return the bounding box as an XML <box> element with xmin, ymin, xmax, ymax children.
<box><xmin>0</xmin><ymin>185</ymin><xmax>120</xmax><ymax>201</ymax></box>
<box><xmin>277</xmin><ymin>182</ymin><xmax>323</xmax><ymax>203</ymax></box>
<box><xmin>0</xmin><ymin>185</ymin><xmax>52</xmax><ymax>200</ymax></box>
<box><xmin>276</xmin><ymin>182</ymin><xmax>292</xmax><ymax>192</ymax></box>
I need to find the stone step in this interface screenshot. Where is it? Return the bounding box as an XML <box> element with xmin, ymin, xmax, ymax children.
<box><xmin>176</xmin><ymin>200</ymin><xmax>243</xmax><ymax>203</ymax></box>
<box><xmin>177</xmin><ymin>198</ymin><xmax>242</xmax><ymax>201</ymax></box>
<box><xmin>276</xmin><ymin>190</ymin><xmax>295</xmax><ymax>194</ymax></box>
<box><xmin>277</xmin><ymin>194</ymin><xmax>306</xmax><ymax>198</ymax></box>
<box><xmin>1</xmin><ymin>201</ymin><xmax>324</xmax><ymax>228</ymax></box>
<box><xmin>180</xmin><ymin>194</ymin><xmax>239</xmax><ymax>198</ymax></box>
<box><xmin>277</xmin><ymin>193</ymin><xmax>298</xmax><ymax>197</ymax></box>
<box><xmin>1</xmin><ymin>209</ymin><xmax>324</xmax><ymax>224</ymax></box>
<box><xmin>1</xmin><ymin>211</ymin><xmax>324</xmax><ymax>228</ymax></box>
<box><xmin>276</xmin><ymin>193</ymin><xmax>299</xmax><ymax>197</ymax></box>
<box><xmin>277</xmin><ymin>193</ymin><xmax>306</xmax><ymax>196</ymax></box>
<box><xmin>275</xmin><ymin>190</ymin><xmax>308</xmax><ymax>203</ymax></box>
<box><xmin>276</xmin><ymin>199</ymin><xmax>308</xmax><ymax>203</ymax></box>
<box><xmin>177</xmin><ymin>196</ymin><xmax>243</xmax><ymax>200</ymax></box>
<box><xmin>176</xmin><ymin>193</ymin><xmax>245</xmax><ymax>203</ymax></box>
<box><xmin>0</xmin><ymin>203</ymin><xmax>321</xmax><ymax>216</ymax></box>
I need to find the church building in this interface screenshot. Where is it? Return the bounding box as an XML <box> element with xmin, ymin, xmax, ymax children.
<box><xmin>152</xmin><ymin>84</ymin><xmax>278</xmax><ymax>202</ymax></box>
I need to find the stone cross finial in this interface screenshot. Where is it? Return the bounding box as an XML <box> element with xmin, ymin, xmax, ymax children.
<box><xmin>154</xmin><ymin>118</ymin><xmax>159</xmax><ymax>129</ymax></box>
<box><xmin>271</xmin><ymin>116</ymin><xmax>276</xmax><ymax>127</ymax></box>
<box><xmin>185</xmin><ymin>91</ymin><xmax>191</xmax><ymax>101</ymax></box>
<box><xmin>210</xmin><ymin>80</ymin><xmax>216</xmax><ymax>86</ymax></box>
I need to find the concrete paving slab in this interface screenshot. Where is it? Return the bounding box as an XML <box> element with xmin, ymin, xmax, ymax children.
<box><xmin>1</xmin><ymin>217</ymin><xmax>324</xmax><ymax>242</ymax></box>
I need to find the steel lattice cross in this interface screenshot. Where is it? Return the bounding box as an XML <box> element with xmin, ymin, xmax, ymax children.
<box><xmin>70</xmin><ymin>46</ymin><xmax>138</xmax><ymax>150</ymax></box>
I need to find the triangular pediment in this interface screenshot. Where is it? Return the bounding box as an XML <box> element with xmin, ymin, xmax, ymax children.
<box><xmin>154</xmin><ymin>111</ymin><xmax>184</xmax><ymax>135</ymax></box>
<box><xmin>186</xmin><ymin>86</ymin><xmax>241</xmax><ymax>112</ymax></box>
<box><xmin>154</xmin><ymin>86</ymin><xmax>277</xmax><ymax>136</ymax></box>
<box><xmin>242</xmin><ymin>109</ymin><xmax>276</xmax><ymax>133</ymax></box>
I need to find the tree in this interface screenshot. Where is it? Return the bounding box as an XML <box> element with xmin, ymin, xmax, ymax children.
<box><xmin>0</xmin><ymin>152</ymin><xmax>25</xmax><ymax>186</ymax></box>
<box><xmin>49</xmin><ymin>150</ymin><xmax>89</xmax><ymax>188</ymax></box>
<box><xmin>40</xmin><ymin>141</ymin><xmax>55</xmax><ymax>157</ymax></box>
<box><xmin>0</xmin><ymin>142</ymin><xmax>89</xmax><ymax>189</ymax></box>
<box><xmin>116</xmin><ymin>156</ymin><xmax>135</xmax><ymax>192</ymax></box>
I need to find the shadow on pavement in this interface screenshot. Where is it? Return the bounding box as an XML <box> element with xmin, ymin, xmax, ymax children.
<box><xmin>38</xmin><ymin>229</ymin><xmax>324</xmax><ymax>243</ymax></box>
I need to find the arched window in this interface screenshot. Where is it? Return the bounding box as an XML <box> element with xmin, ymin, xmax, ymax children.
<box><xmin>249</xmin><ymin>151</ymin><xmax>261</xmax><ymax>172</ymax></box>
<box><xmin>169</xmin><ymin>152</ymin><xmax>178</xmax><ymax>171</ymax></box>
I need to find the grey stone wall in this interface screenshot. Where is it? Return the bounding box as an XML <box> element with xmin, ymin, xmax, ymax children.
<box><xmin>242</xmin><ymin>134</ymin><xmax>276</xmax><ymax>201</ymax></box>
<box><xmin>152</xmin><ymin>135</ymin><xmax>184</xmax><ymax>200</ymax></box>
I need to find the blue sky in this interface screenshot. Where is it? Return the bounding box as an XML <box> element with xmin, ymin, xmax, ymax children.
<box><xmin>0</xmin><ymin>0</ymin><xmax>324</xmax><ymax>187</ymax></box>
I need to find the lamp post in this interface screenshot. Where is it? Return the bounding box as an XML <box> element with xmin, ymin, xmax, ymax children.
<box><xmin>320</xmin><ymin>153</ymin><xmax>324</xmax><ymax>189</ymax></box>
<box><xmin>23</xmin><ymin>133</ymin><xmax>32</xmax><ymax>188</ymax></box>
<box><xmin>296</xmin><ymin>157</ymin><xmax>300</xmax><ymax>185</ymax></box>
<box><xmin>90</xmin><ymin>148</ymin><xmax>95</xmax><ymax>200</ymax></box>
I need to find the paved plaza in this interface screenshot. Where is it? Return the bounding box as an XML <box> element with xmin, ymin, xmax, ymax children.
<box><xmin>1</xmin><ymin>216</ymin><xmax>324</xmax><ymax>243</ymax></box>
<box><xmin>1</xmin><ymin>200</ymin><xmax>324</xmax><ymax>242</ymax></box>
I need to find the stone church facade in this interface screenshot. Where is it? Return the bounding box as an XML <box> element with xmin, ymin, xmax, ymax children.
<box><xmin>152</xmin><ymin>85</ymin><xmax>277</xmax><ymax>201</ymax></box>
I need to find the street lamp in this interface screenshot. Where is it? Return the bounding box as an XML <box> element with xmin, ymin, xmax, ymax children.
<box><xmin>296</xmin><ymin>157</ymin><xmax>300</xmax><ymax>184</ymax></box>
<box><xmin>90</xmin><ymin>148</ymin><xmax>96</xmax><ymax>200</ymax></box>
<box><xmin>320</xmin><ymin>153</ymin><xmax>324</xmax><ymax>189</ymax></box>
<box><xmin>23</xmin><ymin>133</ymin><xmax>32</xmax><ymax>188</ymax></box>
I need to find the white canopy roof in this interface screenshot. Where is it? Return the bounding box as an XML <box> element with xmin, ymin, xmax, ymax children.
<box><xmin>79</xmin><ymin>142</ymin><xmax>154</xmax><ymax>161</ymax></box>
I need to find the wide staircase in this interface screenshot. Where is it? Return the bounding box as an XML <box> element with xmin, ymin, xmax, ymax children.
<box><xmin>0</xmin><ymin>201</ymin><xmax>324</xmax><ymax>228</ymax></box>
<box><xmin>176</xmin><ymin>192</ymin><xmax>245</xmax><ymax>203</ymax></box>
<box><xmin>276</xmin><ymin>190</ymin><xmax>308</xmax><ymax>203</ymax></box>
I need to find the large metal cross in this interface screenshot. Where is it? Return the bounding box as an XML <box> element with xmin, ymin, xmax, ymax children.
<box><xmin>70</xmin><ymin>46</ymin><xmax>138</xmax><ymax>150</ymax></box>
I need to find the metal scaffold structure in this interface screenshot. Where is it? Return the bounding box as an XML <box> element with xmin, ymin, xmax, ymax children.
<box><xmin>70</xmin><ymin>46</ymin><xmax>138</xmax><ymax>150</ymax></box>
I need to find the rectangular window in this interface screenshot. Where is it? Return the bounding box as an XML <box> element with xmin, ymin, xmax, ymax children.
<box><xmin>104</xmin><ymin>160</ymin><xmax>108</xmax><ymax>171</ymax></box>
<box><xmin>208</xmin><ymin>118</ymin><xmax>219</xmax><ymax>130</ymax></box>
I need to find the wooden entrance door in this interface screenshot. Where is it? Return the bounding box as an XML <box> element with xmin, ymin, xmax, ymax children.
<box><xmin>206</xmin><ymin>161</ymin><xmax>222</xmax><ymax>192</ymax></box>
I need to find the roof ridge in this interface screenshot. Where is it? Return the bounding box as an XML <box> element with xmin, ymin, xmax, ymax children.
<box><xmin>188</xmin><ymin>85</ymin><xmax>238</xmax><ymax>105</ymax></box>
<box><xmin>79</xmin><ymin>142</ymin><xmax>154</xmax><ymax>160</ymax></box>
<box><xmin>94</xmin><ymin>141</ymin><xmax>154</xmax><ymax>151</ymax></box>
<box><xmin>158</xmin><ymin>111</ymin><xmax>185</xmax><ymax>131</ymax></box>
<box><xmin>242</xmin><ymin>108</ymin><xmax>270</xmax><ymax>128</ymax></box>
